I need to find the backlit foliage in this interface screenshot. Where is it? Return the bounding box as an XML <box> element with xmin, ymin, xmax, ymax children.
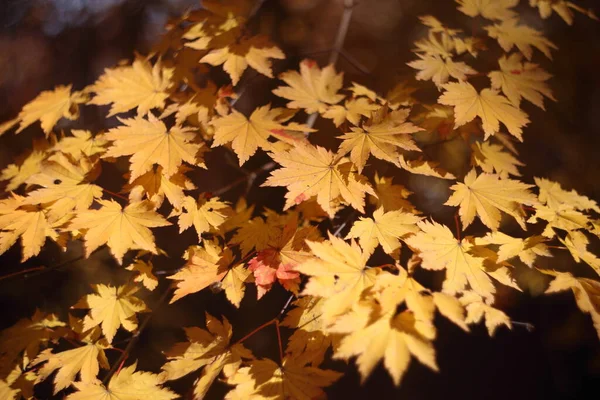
<box><xmin>1</xmin><ymin>0</ymin><xmax>599</xmax><ymax>398</ymax></box>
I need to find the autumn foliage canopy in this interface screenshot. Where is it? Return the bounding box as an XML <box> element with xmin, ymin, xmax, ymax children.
<box><xmin>1</xmin><ymin>0</ymin><xmax>600</xmax><ymax>398</ymax></box>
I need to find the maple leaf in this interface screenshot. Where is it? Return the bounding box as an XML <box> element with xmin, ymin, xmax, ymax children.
<box><xmin>322</xmin><ymin>98</ymin><xmax>380</xmax><ymax>127</ymax></box>
<box><xmin>281</xmin><ymin>297</ymin><xmax>333</xmax><ymax>367</ymax></box>
<box><xmin>72</xmin><ymin>284</ymin><xmax>148</xmax><ymax>343</ymax></box>
<box><xmin>32</xmin><ymin>341</ymin><xmax>109</xmax><ymax>394</ymax></box>
<box><xmin>0</xmin><ymin>85</ymin><xmax>87</xmax><ymax>137</ymax></box>
<box><xmin>220</xmin><ymin>264</ymin><xmax>254</xmax><ymax>307</ymax></box>
<box><xmin>460</xmin><ymin>291</ymin><xmax>512</xmax><ymax>336</ymax></box>
<box><xmin>332</xmin><ymin>304</ymin><xmax>438</xmax><ymax>386</ymax></box>
<box><xmin>346</xmin><ymin>207</ymin><xmax>421</xmax><ymax>255</ymax></box>
<box><xmin>528</xmin><ymin>204</ymin><xmax>591</xmax><ymax>238</ymax></box>
<box><xmin>68</xmin><ymin>199</ymin><xmax>170</xmax><ymax>264</ymax></box>
<box><xmin>485</xmin><ymin>18</ymin><xmax>557</xmax><ymax>60</ymax></box>
<box><xmin>489</xmin><ymin>53</ymin><xmax>555</xmax><ymax>110</ymax></box>
<box><xmin>0</xmin><ymin>194</ymin><xmax>65</xmax><ymax>262</ymax></box>
<box><xmin>211</xmin><ymin>105</ymin><xmax>312</xmax><ymax>165</ymax></box>
<box><xmin>272</xmin><ymin>59</ymin><xmax>344</xmax><ymax>114</ymax></box>
<box><xmin>438</xmin><ymin>81</ymin><xmax>530</xmax><ymax>140</ymax></box>
<box><xmin>103</xmin><ymin>114</ymin><xmax>203</xmax><ymax>182</ymax></box>
<box><xmin>398</xmin><ymin>154</ymin><xmax>456</xmax><ymax>180</ymax></box>
<box><xmin>247</xmin><ymin>220</ymin><xmax>315</xmax><ymax>298</ymax></box>
<box><xmin>1</xmin><ymin>148</ymin><xmax>47</xmax><ymax>191</ymax></box>
<box><xmin>530</xmin><ymin>0</ymin><xmax>598</xmax><ymax>25</ymax></box>
<box><xmin>263</xmin><ymin>143</ymin><xmax>375</xmax><ymax>218</ymax></box>
<box><xmin>230</xmin><ymin>216</ymin><xmax>280</xmax><ymax>256</ymax></box>
<box><xmin>373</xmin><ymin>268</ymin><xmax>469</xmax><ymax>336</ymax></box>
<box><xmin>172</xmin><ymin>195</ymin><xmax>231</xmax><ymax>241</ymax></box>
<box><xmin>368</xmin><ymin>173</ymin><xmax>416</xmax><ymax>212</ymax></box>
<box><xmin>475</xmin><ymin>232</ymin><xmax>550</xmax><ymax>267</ymax></box>
<box><xmin>337</xmin><ymin>109</ymin><xmax>422</xmax><ymax>173</ymax></box>
<box><xmin>89</xmin><ymin>59</ymin><xmax>174</xmax><ymax>117</ymax></box>
<box><xmin>162</xmin><ymin>313</ymin><xmax>253</xmax><ymax>398</ymax></box>
<box><xmin>23</xmin><ymin>153</ymin><xmax>103</xmax><ymax>223</ymax></box>
<box><xmin>67</xmin><ymin>362</ymin><xmax>177</xmax><ymax>400</ymax></box>
<box><xmin>405</xmin><ymin>220</ymin><xmax>498</xmax><ymax>300</ymax></box>
<box><xmin>201</xmin><ymin>41</ymin><xmax>284</xmax><ymax>85</ymax></box>
<box><xmin>53</xmin><ymin>130</ymin><xmax>108</xmax><ymax>158</ymax></box>
<box><xmin>545</xmin><ymin>271</ymin><xmax>600</xmax><ymax>339</ymax></box>
<box><xmin>408</xmin><ymin>54</ymin><xmax>477</xmax><ymax>88</ymax></box>
<box><xmin>559</xmin><ymin>231</ymin><xmax>600</xmax><ymax>276</ymax></box>
<box><xmin>126</xmin><ymin>258</ymin><xmax>159</xmax><ymax>291</ymax></box>
<box><xmin>225</xmin><ymin>357</ymin><xmax>341</xmax><ymax>400</ymax></box>
<box><xmin>534</xmin><ymin>177</ymin><xmax>600</xmax><ymax>213</ymax></box>
<box><xmin>295</xmin><ymin>234</ymin><xmax>379</xmax><ymax>323</ymax></box>
<box><xmin>0</xmin><ymin>311</ymin><xmax>66</xmax><ymax>377</ymax></box>
<box><xmin>446</xmin><ymin>169</ymin><xmax>538</xmax><ymax>231</ymax></box>
<box><xmin>472</xmin><ymin>141</ymin><xmax>524</xmax><ymax>178</ymax></box>
<box><xmin>456</xmin><ymin>0</ymin><xmax>519</xmax><ymax>20</ymax></box>
<box><xmin>168</xmin><ymin>240</ymin><xmax>233</xmax><ymax>303</ymax></box>
<box><xmin>125</xmin><ymin>165</ymin><xmax>195</xmax><ymax>209</ymax></box>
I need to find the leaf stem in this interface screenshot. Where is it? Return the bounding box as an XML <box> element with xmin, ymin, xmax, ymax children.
<box><xmin>454</xmin><ymin>212</ymin><xmax>461</xmax><ymax>241</ymax></box>
<box><xmin>235</xmin><ymin>318</ymin><xmax>275</xmax><ymax>345</ymax></box>
<box><xmin>103</xmin><ymin>188</ymin><xmax>129</xmax><ymax>201</ymax></box>
<box><xmin>275</xmin><ymin>320</ymin><xmax>284</xmax><ymax>364</ymax></box>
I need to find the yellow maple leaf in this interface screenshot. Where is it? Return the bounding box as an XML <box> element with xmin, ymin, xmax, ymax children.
<box><xmin>446</xmin><ymin>169</ymin><xmax>538</xmax><ymax>231</ymax></box>
<box><xmin>545</xmin><ymin>271</ymin><xmax>600</xmax><ymax>339</ymax></box>
<box><xmin>89</xmin><ymin>59</ymin><xmax>174</xmax><ymax>117</ymax></box>
<box><xmin>530</xmin><ymin>0</ymin><xmax>598</xmax><ymax>25</ymax></box>
<box><xmin>322</xmin><ymin>98</ymin><xmax>380</xmax><ymax>127</ymax></box>
<box><xmin>162</xmin><ymin>313</ymin><xmax>253</xmax><ymax>399</ymax></box>
<box><xmin>263</xmin><ymin>143</ymin><xmax>375</xmax><ymax>218</ymax></box>
<box><xmin>0</xmin><ymin>85</ymin><xmax>87</xmax><ymax>137</ymax></box>
<box><xmin>0</xmin><ymin>310</ymin><xmax>66</xmax><ymax>377</ymax></box>
<box><xmin>559</xmin><ymin>231</ymin><xmax>600</xmax><ymax>276</ymax></box>
<box><xmin>333</xmin><ymin>304</ymin><xmax>438</xmax><ymax>386</ymax></box>
<box><xmin>460</xmin><ymin>291</ymin><xmax>512</xmax><ymax>336</ymax></box>
<box><xmin>220</xmin><ymin>263</ymin><xmax>253</xmax><ymax>307</ymax></box>
<box><xmin>229</xmin><ymin>215</ymin><xmax>280</xmax><ymax>256</ymax></box>
<box><xmin>489</xmin><ymin>53</ymin><xmax>555</xmax><ymax>110</ymax></box>
<box><xmin>72</xmin><ymin>284</ymin><xmax>148</xmax><ymax>343</ymax></box>
<box><xmin>398</xmin><ymin>154</ymin><xmax>456</xmax><ymax>180</ymax></box>
<box><xmin>373</xmin><ymin>268</ymin><xmax>469</xmax><ymax>336</ymax></box>
<box><xmin>528</xmin><ymin>204</ymin><xmax>591</xmax><ymax>237</ymax></box>
<box><xmin>346</xmin><ymin>207</ymin><xmax>421</xmax><ymax>255</ymax></box>
<box><xmin>281</xmin><ymin>297</ymin><xmax>333</xmax><ymax>367</ymax></box>
<box><xmin>172</xmin><ymin>195</ymin><xmax>231</xmax><ymax>241</ymax></box>
<box><xmin>0</xmin><ymin>194</ymin><xmax>65</xmax><ymax>262</ymax></box>
<box><xmin>475</xmin><ymin>231</ymin><xmax>550</xmax><ymax>267</ymax></box>
<box><xmin>368</xmin><ymin>173</ymin><xmax>416</xmax><ymax>212</ymax></box>
<box><xmin>211</xmin><ymin>105</ymin><xmax>312</xmax><ymax>165</ymax></box>
<box><xmin>1</xmin><ymin>149</ymin><xmax>47</xmax><ymax>191</ymax></box>
<box><xmin>438</xmin><ymin>81</ymin><xmax>530</xmax><ymax>140</ymax></box>
<box><xmin>201</xmin><ymin>41</ymin><xmax>284</xmax><ymax>85</ymax></box>
<box><xmin>168</xmin><ymin>240</ymin><xmax>233</xmax><ymax>303</ymax></box>
<box><xmin>103</xmin><ymin>114</ymin><xmax>203</xmax><ymax>182</ymax></box>
<box><xmin>272</xmin><ymin>59</ymin><xmax>345</xmax><ymax>114</ymax></box>
<box><xmin>125</xmin><ymin>165</ymin><xmax>195</xmax><ymax>209</ymax></box>
<box><xmin>408</xmin><ymin>54</ymin><xmax>477</xmax><ymax>88</ymax></box>
<box><xmin>32</xmin><ymin>341</ymin><xmax>109</xmax><ymax>394</ymax></box>
<box><xmin>126</xmin><ymin>258</ymin><xmax>159</xmax><ymax>291</ymax></box>
<box><xmin>295</xmin><ymin>234</ymin><xmax>379</xmax><ymax>323</ymax></box>
<box><xmin>52</xmin><ymin>130</ymin><xmax>108</xmax><ymax>158</ymax></box>
<box><xmin>456</xmin><ymin>0</ymin><xmax>518</xmax><ymax>20</ymax></box>
<box><xmin>67</xmin><ymin>362</ymin><xmax>177</xmax><ymax>400</ymax></box>
<box><xmin>534</xmin><ymin>177</ymin><xmax>600</xmax><ymax>213</ymax></box>
<box><xmin>472</xmin><ymin>141</ymin><xmax>523</xmax><ymax>178</ymax></box>
<box><xmin>337</xmin><ymin>109</ymin><xmax>422</xmax><ymax>173</ymax></box>
<box><xmin>225</xmin><ymin>357</ymin><xmax>341</xmax><ymax>400</ymax></box>
<box><xmin>68</xmin><ymin>199</ymin><xmax>170</xmax><ymax>264</ymax></box>
<box><xmin>23</xmin><ymin>153</ymin><xmax>103</xmax><ymax>223</ymax></box>
<box><xmin>485</xmin><ymin>18</ymin><xmax>557</xmax><ymax>60</ymax></box>
<box><xmin>405</xmin><ymin>220</ymin><xmax>497</xmax><ymax>300</ymax></box>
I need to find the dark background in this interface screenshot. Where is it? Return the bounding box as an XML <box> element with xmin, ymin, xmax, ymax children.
<box><xmin>1</xmin><ymin>0</ymin><xmax>600</xmax><ymax>399</ymax></box>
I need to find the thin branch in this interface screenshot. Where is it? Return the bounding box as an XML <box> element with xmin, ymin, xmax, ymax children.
<box><xmin>511</xmin><ymin>320</ymin><xmax>535</xmax><ymax>332</ymax></box>
<box><xmin>235</xmin><ymin>318</ymin><xmax>275</xmax><ymax>345</ymax></box>
<box><xmin>274</xmin><ymin>320</ymin><xmax>284</xmax><ymax>363</ymax></box>
<box><xmin>0</xmin><ymin>254</ymin><xmax>86</xmax><ymax>283</ymax></box>
<box><xmin>329</xmin><ymin>0</ymin><xmax>356</xmax><ymax>66</ymax></box>
<box><xmin>103</xmin><ymin>284</ymin><xmax>172</xmax><ymax>384</ymax></box>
